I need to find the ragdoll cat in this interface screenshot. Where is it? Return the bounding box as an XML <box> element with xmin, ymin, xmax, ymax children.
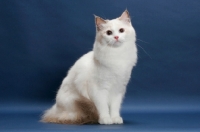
<box><xmin>41</xmin><ymin>10</ymin><xmax>137</xmax><ymax>125</ymax></box>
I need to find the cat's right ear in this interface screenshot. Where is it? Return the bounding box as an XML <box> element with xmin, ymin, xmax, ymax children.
<box><xmin>94</xmin><ymin>15</ymin><xmax>106</xmax><ymax>31</ymax></box>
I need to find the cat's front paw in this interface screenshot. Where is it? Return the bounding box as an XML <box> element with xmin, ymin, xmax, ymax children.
<box><xmin>99</xmin><ymin>117</ymin><xmax>113</xmax><ymax>125</ymax></box>
<box><xmin>112</xmin><ymin>116</ymin><xmax>123</xmax><ymax>124</ymax></box>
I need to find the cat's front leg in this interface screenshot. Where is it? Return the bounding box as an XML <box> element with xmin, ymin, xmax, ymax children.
<box><xmin>110</xmin><ymin>93</ymin><xmax>124</xmax><ymax>124</ymax></box>
<box><xmin>90</xmin><ymin>89</ymin><xmax>113</xmax><ymax>125</ymax></box>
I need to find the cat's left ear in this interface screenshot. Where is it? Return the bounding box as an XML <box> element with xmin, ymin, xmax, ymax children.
<box><xmin>119</xmin><ymin>10</ymin><xmax>131</xmax><ymax>23</ymax></box>
<box><xmin>94</xmin><ymin>15</ymin><xmax>106</xmax><ymax>31</ymax></box>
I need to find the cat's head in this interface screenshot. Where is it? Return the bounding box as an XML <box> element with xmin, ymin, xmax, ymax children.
<box><xmin>95</xmin><ymin>10</ymin><xmax>135</xmax><ymax>47</ymax></box>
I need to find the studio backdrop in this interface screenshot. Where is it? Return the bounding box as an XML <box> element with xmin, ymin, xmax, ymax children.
<box><xmin>0</xmin><ymin>0</ymin><xmax>200</xmax><ymax>111</ymax></box>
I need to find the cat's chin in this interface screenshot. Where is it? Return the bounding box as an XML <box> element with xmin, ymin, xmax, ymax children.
<box><xmin>108</xmin><ymin>42</ymin><xmax>122</xmax><ymax>48</ymax></box>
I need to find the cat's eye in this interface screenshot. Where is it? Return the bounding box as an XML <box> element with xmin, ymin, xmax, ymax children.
<box><xmin>119</xmin><ymin>28</ymin><xmax>124</xmax><ymax>33</ymax></box>
<box><xmin>106</xmin><ymin>30</ymin><xmax>112</xmax><ymax>35</ymax></box>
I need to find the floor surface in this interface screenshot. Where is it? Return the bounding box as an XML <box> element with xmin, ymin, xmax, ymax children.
<box><xmin>0</xmin><ymin>103</ymin><xmax>200</xmax><ymax>132</ymax></box>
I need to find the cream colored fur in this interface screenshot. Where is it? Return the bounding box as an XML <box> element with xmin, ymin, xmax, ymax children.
<box><xmin>41</xmin><ymin>10</ymin><xmax>137</xmax><ymax>125</ymax></box>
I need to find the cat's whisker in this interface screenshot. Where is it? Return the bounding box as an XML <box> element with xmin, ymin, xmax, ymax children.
<box><xmin>136</xmin><ymin>43</ymin><xmax>152</xmax><ymax>59</ymax></box>
<box><xmin>137</xmin><ymin>39</ymin><xmax>149</xmax><ymax>44</ymax></box>
<box><xmin>108</xmin><ymin>39</ymin><xmax>113</xmax><ymax>45</ymax></box>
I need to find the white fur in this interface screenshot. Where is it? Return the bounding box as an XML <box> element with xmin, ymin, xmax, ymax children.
<box><xmin>42</xmin><ymin>10</ymin><xmax>137</xmax><ymax>125</ymax></box>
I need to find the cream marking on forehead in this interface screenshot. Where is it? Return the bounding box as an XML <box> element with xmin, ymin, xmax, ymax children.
<box><xmin>104</xmin><ymin>20</ymin><xmax>122</xmax><ymax>30</ymax></box>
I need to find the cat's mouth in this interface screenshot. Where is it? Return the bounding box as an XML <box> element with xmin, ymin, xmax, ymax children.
<box><xmin>108</xmin><ymin>40</ymin><xmax>122</xmax><ymax>47</ymax></box>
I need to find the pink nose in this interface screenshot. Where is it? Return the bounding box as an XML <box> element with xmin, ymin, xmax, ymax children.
<box><xmin>114</xmin><ymin>36</ymin><xmax>119</xmax><ymax>40</ymax></box>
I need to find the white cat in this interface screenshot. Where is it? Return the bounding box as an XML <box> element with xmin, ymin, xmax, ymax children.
<box><xmin>41</xmin><ymin>10</ymin><xmax>137</xmax><ymax>125</ymax></box>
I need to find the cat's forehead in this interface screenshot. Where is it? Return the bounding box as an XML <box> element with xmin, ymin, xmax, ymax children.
<box><xmin>104</xmin><ymin>19</ymin><xmax>125</xmax><ymax>28</ymax></box>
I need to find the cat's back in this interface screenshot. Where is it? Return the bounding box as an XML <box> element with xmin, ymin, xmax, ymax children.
<box><xmin>69</xmin><ymin>51</ymin><xmax>95</xmax><ymax>74</ymax></box>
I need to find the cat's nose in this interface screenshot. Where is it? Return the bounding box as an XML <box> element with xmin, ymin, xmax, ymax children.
<box><xmin>114</xmin><ymin>36</ymin><xmax>119</xmax><ymax>40</ymax></box>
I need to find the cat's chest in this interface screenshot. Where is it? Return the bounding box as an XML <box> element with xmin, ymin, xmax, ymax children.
<box><xmin>99</xmin><ymin>56</ymin><xmax>135</xmax><ymax>74</ymax></box>
<box><xmin>96</xmin><ymin>46</ymin><xmax>137</xmax><ymax>69</ymax></box>
<box><xmin>94</xmin><ymin>62</ymin><xmax>131</xmax><ymax>86</ymax></box>
<box><xmin>93</xmin><ymin>45</ymin><xmax>137</xmax><ymax>88</ymax></box>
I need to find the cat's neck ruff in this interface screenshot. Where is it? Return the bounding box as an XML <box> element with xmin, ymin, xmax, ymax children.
<box><xmin>93</xmin><ymin>40</ymin><xmax>137</xmax><ymax>69</ymax></box>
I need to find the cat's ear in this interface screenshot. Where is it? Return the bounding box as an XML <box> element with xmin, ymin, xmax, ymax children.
<box><xmin>94</xmin><ymin>15</ymin><xmax>106</xmax><ymax>31</ymax></box>
<box><xmin>119</xmin><ymin>10</ymin><xmax>131</xmax><ymax>23</ymax></box>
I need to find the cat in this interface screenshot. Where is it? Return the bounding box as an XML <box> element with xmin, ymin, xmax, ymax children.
<box><xmin>41</xmin><ymin>10</ymin><xmax>137</xmax><ymax>125</ymax></box>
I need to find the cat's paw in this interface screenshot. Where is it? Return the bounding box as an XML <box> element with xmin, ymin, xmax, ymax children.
<box><xmin>99</xmin><ymin>117</ymin><xmax>113</xmax><ymax>125</ymax></box>
<box><xmin>112</xmin><ymin>116</ymin><xmax>123</xmax><ymax>124</ymax></box>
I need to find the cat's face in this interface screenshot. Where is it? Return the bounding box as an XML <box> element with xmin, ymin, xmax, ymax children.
<box><xmin>95</xmin><ymin>10</ymin><xmax>135</xmax><ymax>47</ymax></box>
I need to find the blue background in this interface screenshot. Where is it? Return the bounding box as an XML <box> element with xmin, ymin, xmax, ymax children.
<box><xmin>0</xmin><ymin>0</ymin><xmax>200</xmax><ymax>131</ymax></box>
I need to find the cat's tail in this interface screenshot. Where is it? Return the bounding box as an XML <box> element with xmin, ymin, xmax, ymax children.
<box><xmin>41</xmin><ymin>98</ymin><xmax>99</xmax><ymax>124</ymax></box>
<box><xmin>41</xmin><ymin>104</ymin><xmax>63</xmax><ymax>123</ymax></box>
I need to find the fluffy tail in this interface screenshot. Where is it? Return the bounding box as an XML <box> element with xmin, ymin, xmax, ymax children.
<box><xmin>41</xmin><ymin>98</ymin><xmax>99</xmax><ymax>124</ymax></box>
<box><xmin>41</xmin><ymin>104</ymin><xmax>61</xmax><ymax>123</ymax></box>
